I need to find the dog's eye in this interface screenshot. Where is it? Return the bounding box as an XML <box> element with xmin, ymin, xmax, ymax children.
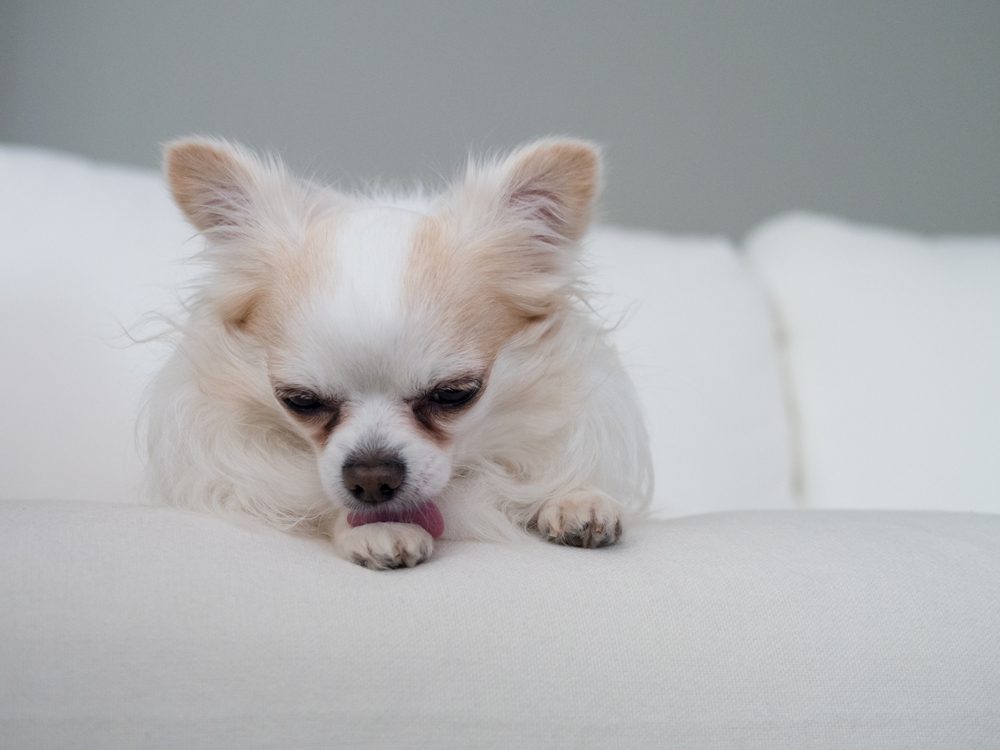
<box><xmin>429</xmin><ymin>382</ymin><xmax>480</xmax><ymax>408</ymax></box>
<box><xmin>281</xmin><ymin>392</ymin><xmax>323</xmax><ymax>413</ymax></box>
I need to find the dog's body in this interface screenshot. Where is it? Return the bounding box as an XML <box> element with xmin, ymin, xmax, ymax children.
<box><xmin>145</xmin><ymin>138</ymin><xmax>652</xmax><ymax>568</ymax></box>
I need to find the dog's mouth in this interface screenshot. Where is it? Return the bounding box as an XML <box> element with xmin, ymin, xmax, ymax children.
<box><xmin>346</xmin><ymin>500</ymin><xmax>445</xmax><ymax>539</ymax></box>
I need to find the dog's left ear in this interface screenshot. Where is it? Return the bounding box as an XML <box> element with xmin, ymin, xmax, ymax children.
<box><xmin>496</xmin><ymin>138</ymin><xmax>601</xmax><ymax>245</ymax></box>
<box><xmin>454</xmin><ymin>138</ymin><xmax>602</xmax><ymax>247</ymax></box>
<box><xmin>435</xmin><ymin>139</ymin><xmax>601</xmax><ymax>320</ymax></box>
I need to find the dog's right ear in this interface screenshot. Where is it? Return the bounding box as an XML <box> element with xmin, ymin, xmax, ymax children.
<box><xmin>164</xmin><ymin>138</ymin><xmax>321</xmax><ymax>329</ymax></box>
<box><xmin>163</xmin><ymin>137</ymin><xmax>300</xmax><ymax>239</ymax></box>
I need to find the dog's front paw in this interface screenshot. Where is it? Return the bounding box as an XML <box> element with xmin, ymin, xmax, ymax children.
<box><xmin>533</xmin><ymin>491</ymin><xmax>622</xmax><ymax>548</ymax></box>
<box><xmin>336</xmin><ymin>522</ymin><xmax>434</xmax><ymax>570</ymax></box>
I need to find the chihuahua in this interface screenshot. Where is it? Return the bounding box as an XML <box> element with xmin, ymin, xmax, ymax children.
<box><xmin>145</xmin><ymin>137</ymin><xmax>652</xmax><ymax>569</ymax></box>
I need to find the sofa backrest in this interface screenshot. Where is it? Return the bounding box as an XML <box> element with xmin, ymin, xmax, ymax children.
<box><xmin>747</xmin><ymin>213</ymin><xmax>1000</xmax><ymax>514</ymax></box>
<box><xmin>0</xmin><ymin>146</ymin><xmax>188</xmax><ymax>505</ymax></box>
<box><xmin>585</xmin><ymin>226</ymin><xmax>795</xmax><ymax>516</ymax></box>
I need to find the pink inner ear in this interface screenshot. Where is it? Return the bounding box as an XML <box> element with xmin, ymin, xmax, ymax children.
<box><xmin>510</xmin><ymin>185</ymin><xmax>566</xmax><ymax>244</ymax></box>
<box><xmin>199</xmin><ymin>189</ymin><xmax>249</xmax><ymax>232</ymax></box>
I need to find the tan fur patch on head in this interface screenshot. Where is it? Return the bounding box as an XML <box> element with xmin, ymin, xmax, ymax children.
<box><xmin>163</xmin><ymin>137</ymin><xmax>346</xmax><ymax>338</ymax></box>
<box><xmin>404</xmin><ymin>216</ymin><xmax>536</xmax><ymax>358</ymax></box>
<box><xmin>402</xmin><ymin>138</ymin><xmax>601</xmax><ymax>351</ymax></box>
<box><xmin>237</xmin><ymin>212</ymin><xmax>341</xmax><ymax>341</ymax></box>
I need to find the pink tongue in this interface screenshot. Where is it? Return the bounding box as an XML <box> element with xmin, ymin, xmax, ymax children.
<box><xmin>346</xmin><ymin>501</ymin><xmax>445</xmax><ymax>539</ymax></box>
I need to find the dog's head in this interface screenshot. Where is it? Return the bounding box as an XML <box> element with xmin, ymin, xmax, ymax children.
<box><xmin>164</xmin><ymin>137</ymin><xmax>600</xmax><ymax>527</ymax></box>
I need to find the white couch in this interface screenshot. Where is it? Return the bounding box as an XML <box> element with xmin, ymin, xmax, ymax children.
<box><xmin>2</xmin><ymin>145</ymin><xmax>999</xmax><ymax>749</ymax></box>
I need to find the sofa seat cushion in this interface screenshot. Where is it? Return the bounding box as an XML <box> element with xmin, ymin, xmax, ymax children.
<box><xmin>3</xmin><ymin>500</ymin><xmax>998</xmax><ymax>749</ymax></box>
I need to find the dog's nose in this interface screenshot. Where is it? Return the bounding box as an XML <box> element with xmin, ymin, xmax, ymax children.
<box><xmin>342</xmin><ymin>451</ymin><xmax>406</xmax><ymax>504</ymax></box>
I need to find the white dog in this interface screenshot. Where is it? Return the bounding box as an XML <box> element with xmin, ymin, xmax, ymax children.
<box><xmin>145</xmin><ymin>137</ymin><xmax>652</xmax><ymax>569</ymax></box>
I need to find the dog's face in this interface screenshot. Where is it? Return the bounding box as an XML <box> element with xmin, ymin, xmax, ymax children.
<box><xmin>165</xmin><ymin>138</ymin><xmax>599</xmax><ymax>519</ymax></box>
<box><xmin>264</xmin><ymin>207</ymin><xmax>500</xmax><ymax>516</ymax></box>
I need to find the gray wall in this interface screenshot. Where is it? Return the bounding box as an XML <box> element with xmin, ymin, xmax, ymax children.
<box><xmin>2</xmin><ymin>1</ymin><xmax>998</xmax><ymax>236</ymax></box>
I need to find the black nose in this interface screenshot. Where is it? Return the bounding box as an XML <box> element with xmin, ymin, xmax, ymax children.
<box><xmin>342</xmin><ymin>451</ymin><xmax>406</xmax><ymax>504</ymax></box>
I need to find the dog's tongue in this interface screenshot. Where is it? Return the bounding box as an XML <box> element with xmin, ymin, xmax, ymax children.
<box><xmin>346</xmin><ymin>501</ymin><xmax>445</xmax><ymax>539</ymax></box>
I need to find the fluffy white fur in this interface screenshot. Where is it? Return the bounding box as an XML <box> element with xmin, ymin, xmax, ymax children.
<box><xmin>144</xmin><ymin>137</ymin><xmax>652</xmax><ymax>569</ymax></box>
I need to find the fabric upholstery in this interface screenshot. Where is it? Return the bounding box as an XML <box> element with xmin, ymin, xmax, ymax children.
<box><xmin>587</xmin><ymin>226</ymin><xmax>795</xmax><ymax>516</ymax></box>
<box><xmin>3</xmin><ymin>500</ymin><xmax>998</xmax><ymax>749</ymax></box>
<box><xmin>0</xmin><ymin>146</ymin><xmax>188</xmax><ymax>505</ymax></box>
<box><xmin>746</xmin><ymin>213</ymin><xmax>1000</xmax><ymax>513</ymax></box>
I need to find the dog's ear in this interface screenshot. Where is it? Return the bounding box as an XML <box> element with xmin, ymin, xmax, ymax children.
<box><xmin>496</xmin><ymin>138</ymin><xmax>601</xmax><ymax>245</ymax></box>
<box><xmin>164</xmin><ymin>138</ymin><xmax>320</xmax><ymax>329</ymax></box>
<box><xmin>163</xmin><ymin>137</ymin><xmax>304</xmax><ymax>239</ymax></box>
<box><xmin>437</xmin><ymin>139</ymin><xmax>600</xmax><ymax>319</ymax></box>
<box><xmin>452</xmin><ymin>138</ymin><xmax>601</xmax><ymax>247</ymax></box>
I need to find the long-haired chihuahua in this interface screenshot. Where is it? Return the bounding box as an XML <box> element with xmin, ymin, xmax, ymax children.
<box><xmin>145</xmin><ymin>137</ymin><xmax>652</xmax><ymax>569</ymax></box>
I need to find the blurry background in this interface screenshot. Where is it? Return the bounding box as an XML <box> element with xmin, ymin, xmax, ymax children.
<box><xmin>1</xmin><ymin>0</ymin><xmax>998</xmax><ymax>236</ymax></box>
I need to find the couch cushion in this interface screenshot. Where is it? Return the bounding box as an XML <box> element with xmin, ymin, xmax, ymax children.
<box><xmin>586</xmin><ymin>226</ymin><xmax>795</xmax><ymax>516</ymax></box>
<box><xmin>747</xmin><ymin>213</ymin><xmax>1000</xmax><ymax>513</ymax></box>
<box><xmin>2</xmin><ymin>500</ymin><xmax>998</xmax><ymax>749</ymax></box>
<box><xmin>0</xmin><ymin>145</ymin><xmax>189</xmax><ymax>505</ymax></box>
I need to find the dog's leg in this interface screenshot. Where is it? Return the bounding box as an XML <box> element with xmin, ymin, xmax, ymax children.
<box><xmin>330</xmin><ymin>512</ymin><xmax>434</xmax><ymax>570</ymax></box>
<box><xmin>532</xmin><ymin>489</ymin><xmax>623</xmax><ymax>548</ymax></box>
